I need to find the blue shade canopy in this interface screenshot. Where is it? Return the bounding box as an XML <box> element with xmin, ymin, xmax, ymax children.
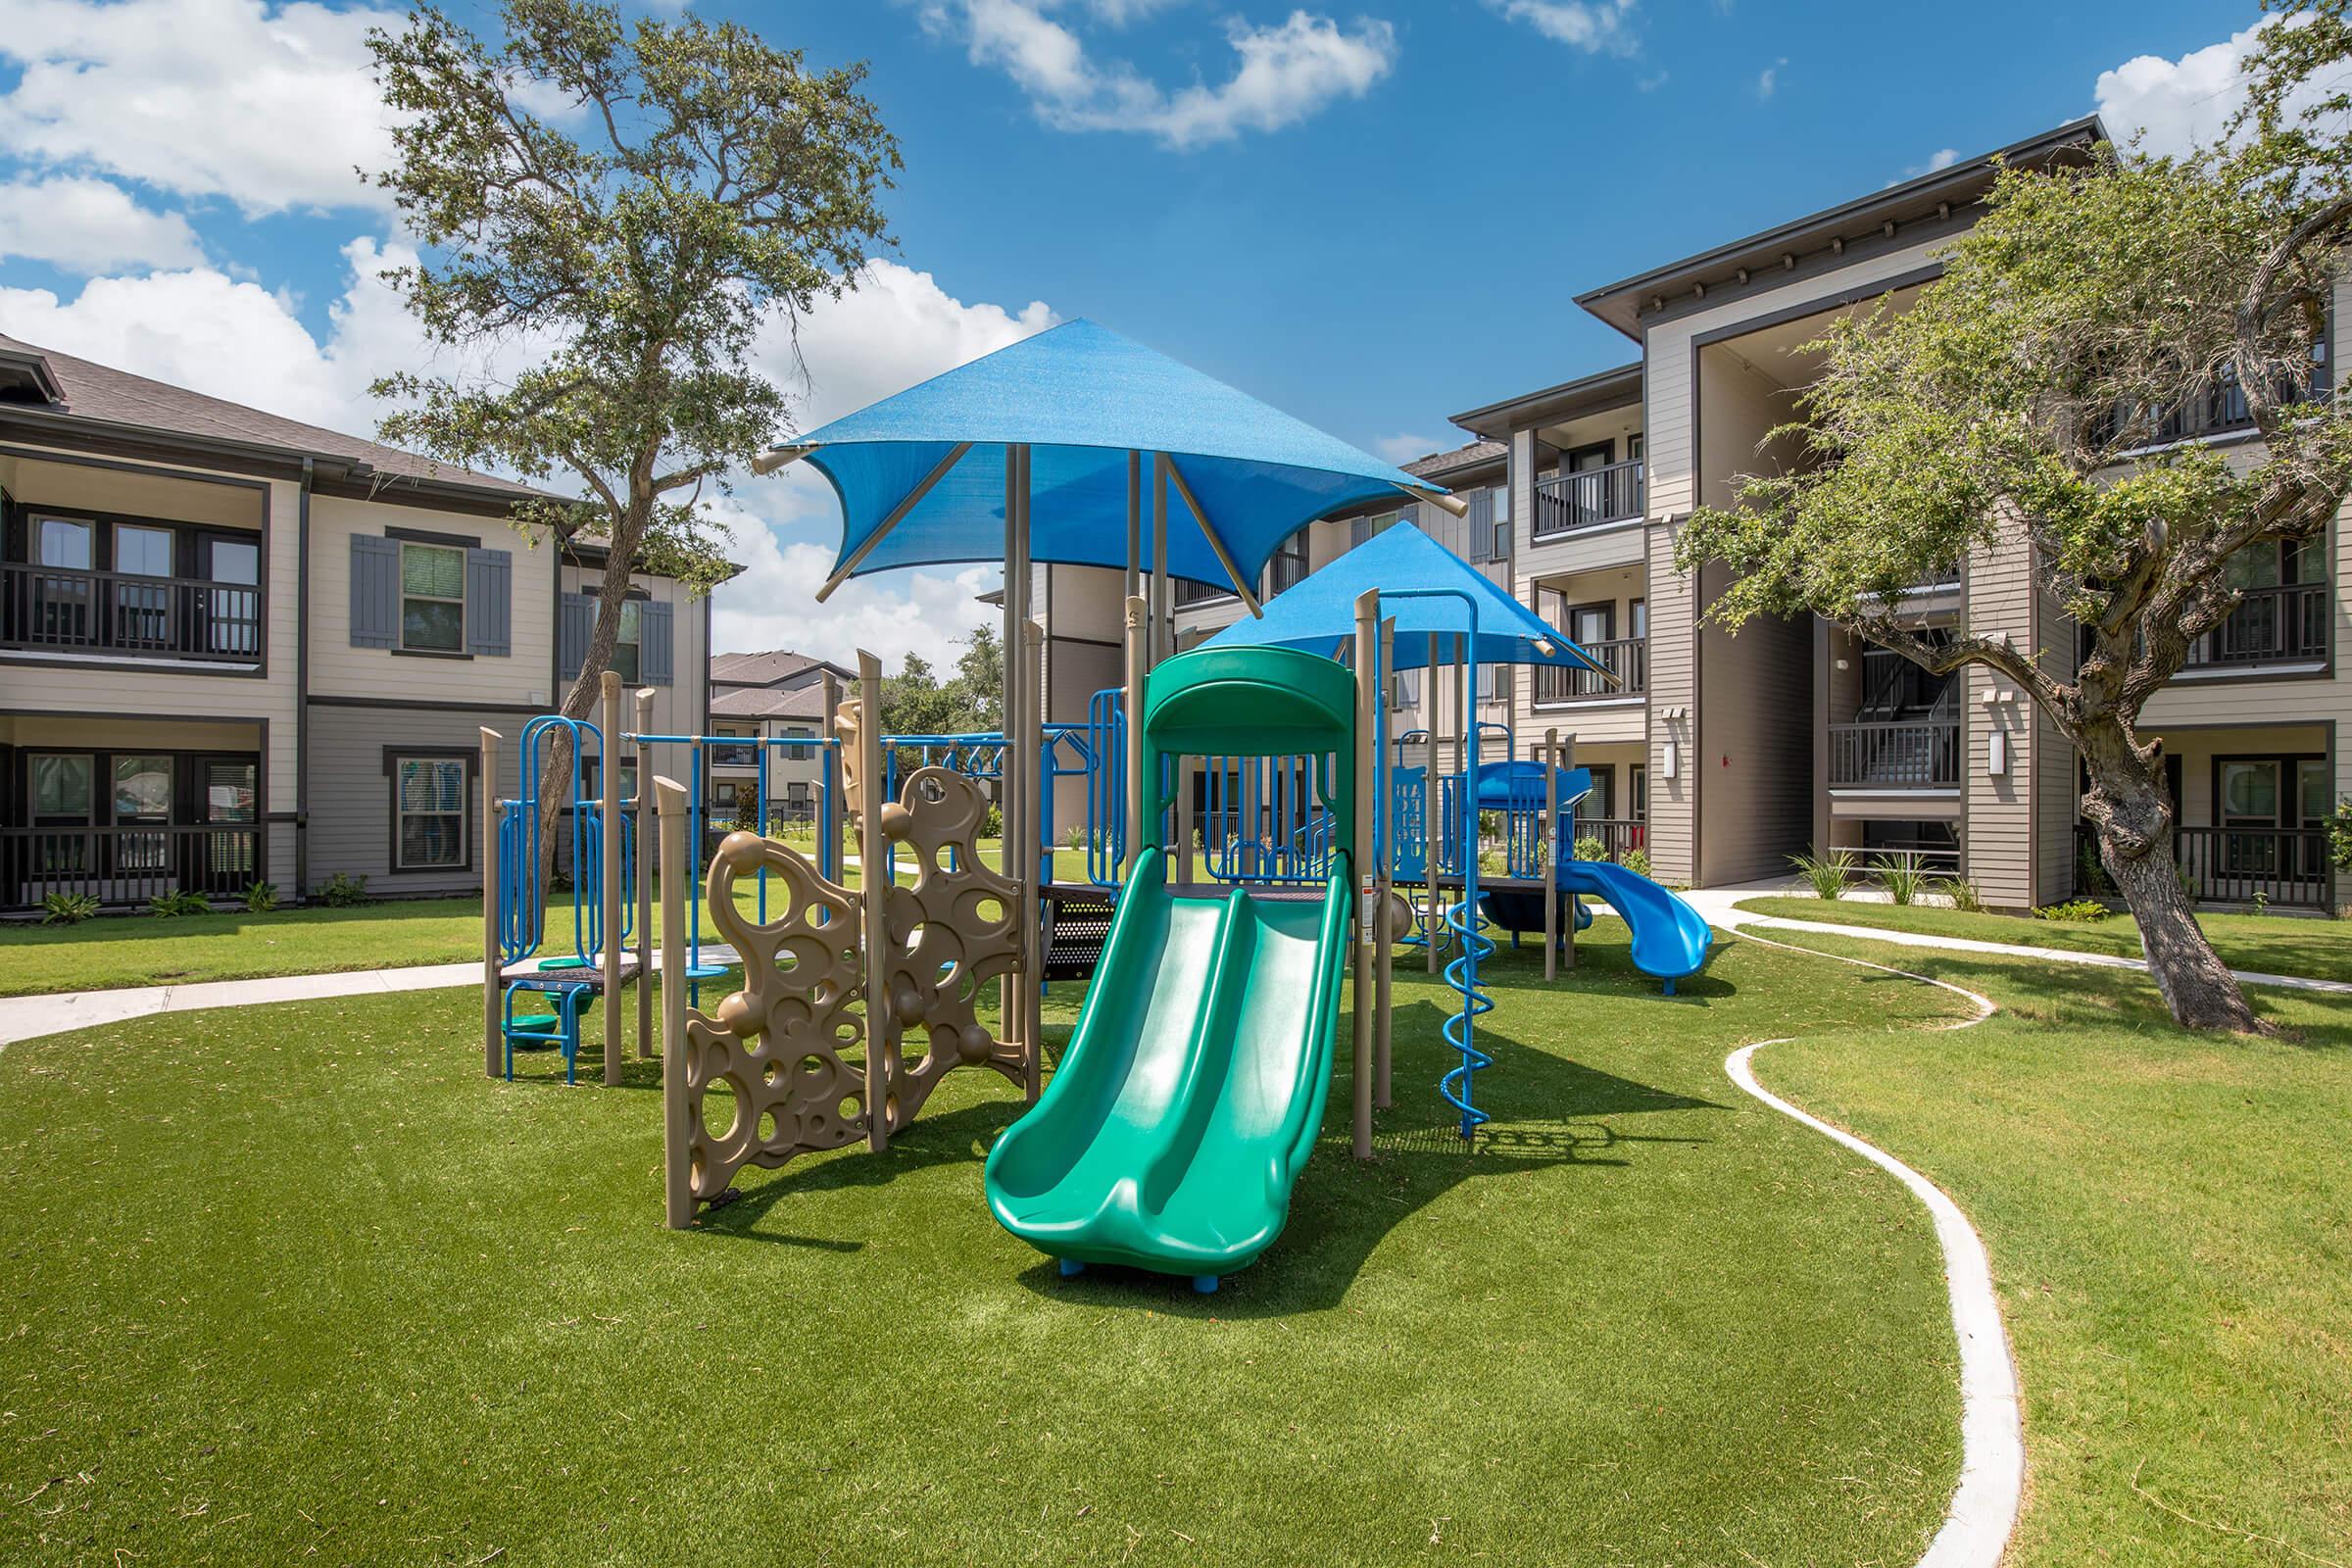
<box><xmin>772</xmin><ymin>319</ymin><xmax>1446</xmax><ymax>589</ymax></box>
<box><xmin>1200</xmin><ymin>522</ymin><xmax>1609</xmax><ymax>674</ymax></box>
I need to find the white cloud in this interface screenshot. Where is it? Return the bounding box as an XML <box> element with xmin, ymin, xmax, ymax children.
<box><xmin>1372</xmin><ymin>432</ymin><xmax>1439</xmax><ymax>465</ymax></box>
<box><xmin>709</xmin><ymin>501</ymin><xmax>1001</xmax><ymax>675</ymax></box>
<box><xmin>0</xmin><ymin>0</ymin><xmax>401</xmax><ymax>217</ymax></box>
<box><xmin>930</xmin><ymin>2</ymin><xmax>1397</xmax><ymax>149</ymax></box>
<box><xmin>0</xmin><ymin>174</ymin><xmax>206</xmax><ymax>272</ymax></box>
<box><xmin>2093</xmin><ymin>17</ymin><xmax>2275</xmax><ymax>162</ymax></box>
<box><xmin>1756</xmin><ymin>56</ymin><xmax>1785</xmax><ymax>100</ymax></box>
<box><xmin>1486</xmin><ymin>0</ymin><xmax>1636</xmax><ymax>55</ymax></box>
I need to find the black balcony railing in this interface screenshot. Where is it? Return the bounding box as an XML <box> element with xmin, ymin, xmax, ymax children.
<box><xmin>1571</xmin><ymin>817</ymin><xmax>1647</xmax><ymax>864</ymax></box>
<box><xmin>4</xmin><ymin>823</ymin><xmax>261</xmax><ymax>911</ymax></box>
<box><xmin>1534</xmin><ymin>636</ymin><xmax>1646</xmax><ymax>704</ymax></box>
<box><xmin>3</xmin><ymin>562</ymin><xmax>262</xmax><ymax>662</ymax></box>
<box><xmin>1173</xmin><ymin>577</ymin><xmax>1236</xmax><ymax>608</ymax></box>
<box><xmin>1829</xmin><ymin>719</ymin><xmax>1960</xmax><ymax>788</ymax></box>
<box><xmin>1533</xmin><ymin>461</ymin><xmax>1644</xmax><ymax>538</ymax></box>
<box><xmin>2075</xmin><ymin>822</ymin><xmax>2333</xmax><ymax>908</ymax></box>
<box><xmin>2183</xmin><ymin>581</ymin><xmax>2330</xmax><ymax>669</ymax></box>
<box><xmin>2096</xmin><ymin>357</ymin><xmax>2331</xmax><ymax>448</ymax></box>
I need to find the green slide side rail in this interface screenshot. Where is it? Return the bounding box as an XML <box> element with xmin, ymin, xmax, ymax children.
<box><xmin>983</xmin><ymin>848</ymin><xmax>1351</xmax><ymax>1278</ymax></box>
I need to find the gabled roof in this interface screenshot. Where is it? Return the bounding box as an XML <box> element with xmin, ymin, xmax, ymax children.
<box><xmin>710</xmin><ymin>682</ymin><xmax>831</xmax><ymax>721</ymax></box>
<box><xmin>0</xmin><ymin>331</ymin><xmax>561</xmax><ymax>509</ymax></box>
<box><xmin>710</xmin><ymin>649</ymin><xmax>851</xmax><ymax>688</ymax></box>
<box><xmin>1450</xmin><ymin>364</ymin><xmax>1642</xmax><ymax>441</ymax></box>
<box><xmin>1404</xmin><ymin>439</ymin><xmax>1505</xmax><ymax>479</ymax></box>
<box><xmin>1575</xmin><ymin>116</ymin><xmax>2107</xmax><ymax>338</ymax></box>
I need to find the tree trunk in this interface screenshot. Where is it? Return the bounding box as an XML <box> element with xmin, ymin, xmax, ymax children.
<box><xmin>534</xmin><ymin>511</ymin><xmax>648</xmax><ymax>897</ymax></box>
<box><xmin>2082</xmin><ymin>723</ymin><xmax>2271</xmax><ymax>1035</ymax></box>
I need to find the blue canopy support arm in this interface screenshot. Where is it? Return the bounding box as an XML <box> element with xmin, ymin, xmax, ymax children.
<box><xmin>812</xmin><ymin>440</ymin><xmax>973</xmax><ymax>604</ymax></box>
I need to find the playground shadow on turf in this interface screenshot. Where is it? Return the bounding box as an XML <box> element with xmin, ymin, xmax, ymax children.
<box><xmin>689</xmin><ymin>1098</ymin><xmax>1026</xmax><ymax>1247</ymax></box>
<box><xmin>1008</xmin><ymin>996</ymin><xmax>1727</xmax><ymax>1318</ymax></box>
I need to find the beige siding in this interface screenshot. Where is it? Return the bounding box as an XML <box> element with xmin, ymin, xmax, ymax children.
<box><xmin>306</xmin><ymin>703</ymin><xmax>525</xmax><ymax>897</ymax></box>
<box><xmin>559</xmin><ymin>563</ymin><xmax>709</xmax><ymax>739</ymax></box>
<box><xmin>1963</xmin><ymin>518</ymin><xmax>2034</xmax><ymax>907</ymax></box>
<box><xmin>311</xmin><ymin>494</ymin><xmax>556</xmax><ymax>707</ymax></box>
<box><xmin>2032</xmin><ymin>577</ymin><xmax>2078</xmax><ymax>904</ymax></box>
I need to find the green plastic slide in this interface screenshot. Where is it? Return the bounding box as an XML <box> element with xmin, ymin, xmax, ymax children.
<box><xmin>985</xmin><ymin>643</ymin><xmax>1361</xmax><ymax>1291</ymax></box>
<box><xmin>983</xmin><ymin>849</ymin><xmax>1349</xmax><ymax>1287</ymax></box>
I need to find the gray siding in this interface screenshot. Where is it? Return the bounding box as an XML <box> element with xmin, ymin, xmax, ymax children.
<box><xmin>306</xmin><ymin>703</ymin><xmax>526</xmax><ymax>898</ymax></box>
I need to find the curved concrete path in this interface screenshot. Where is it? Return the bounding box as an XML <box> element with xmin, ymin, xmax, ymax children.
<box><xmin>1724</xmin><ymin>926</ymin><xmax>2022</xmax><ymax>1568</ymax></box>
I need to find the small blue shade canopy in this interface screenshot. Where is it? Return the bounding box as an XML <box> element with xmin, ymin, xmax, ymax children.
<box><xmin>1200</xmin><ymin>522</ymin><xmax>1610</xmax><ymax>674</ymax></box>
<box><xmin>784</xmin><ymin>319</ymin><xmax>1444</xmax><ymax>589</ymax></box>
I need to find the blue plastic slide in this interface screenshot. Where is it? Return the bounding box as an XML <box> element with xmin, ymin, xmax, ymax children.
<box><xmin>1558</xmin><ymin>858</ymin><xmax>1712</xmax><ymax>991</ymax></box>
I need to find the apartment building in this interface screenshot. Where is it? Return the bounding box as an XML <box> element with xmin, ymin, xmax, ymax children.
<box><xmin>1037</xmin><ymin>113</ymin><xmax>2344</xmax><ymax>912</ymax></box>
<box><xmin>0</xmin><ymin>335</ymin><xmax>710</xmax><ymax>912</ymax></box>
<box><xmin>706</xmin><ymin>649</ymin><xmax>851</xmax><ymax>827</ymax></box>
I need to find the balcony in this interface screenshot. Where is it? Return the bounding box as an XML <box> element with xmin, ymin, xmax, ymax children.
<box><xmin>2182</xmin><ymin>581</ymin><xmax>2329</xmax><ymax>671</ymax></box>
<box><xmin>1173</xmin><ymin>577</ymin><xmax>1236</xmax><ymax>609</ymax></box>
<box><xmin>1533</xmin><ymin>461</ymin><xmax>1644</xmax><ymax>539</ymax></box>
<box><xmin>4</xmin><ymin>823</ymin><xmax>262</xmax><ymax>912</ymax></box>
<box><xmin>1829</xmin><ymin>718</ymin><xmax>1960</xmax><ymax>789</ymax></box>
<box><xmin>2</xmin><ymin>562</ymin><xmax>263</xmax><ymax>664</ymax></box>
<box><xmin>1534</xmin><ymin>636</ymin><xmax>1646</xmax><ymax>705</ymax></box>
<box><xmin>2077</xmin><ymin>823</ymin><xmax>2332</xmax><ymax>909</ymax></box>
<box><xmin>2097</xmin><ymin>356</ymin><xmax>2330</xmax><ymax>449</ymax></box>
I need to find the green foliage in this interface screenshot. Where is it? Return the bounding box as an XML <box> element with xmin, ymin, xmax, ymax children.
<box><xmin>881</xmin><ymin>627</ymin><xmax>1003</xmax><ymax>749</ymax></box>
<box><xmin>728</xmin><ymin>792</ymin><xmax>760</xmax><ymax>833</ymax></box>
<box><xmin>1621</xmin><ymin>846</ymin><xmax>1652</xmax><ymax>879</ymax></box>
<box><xmin>319</xmin><ymin>871</ymin><xmax>373</xmax><ymax>908</ymax></box>
<box><xmin>38</xmin><ymin>892</ymin><xmax>100</xmax><ymax>926</ymax></box>
<box><xmin>1933</xmin><ymin>876</ymin><xmax>1985</xmax><ymax>913</ymax></box>
<box><xmin>2329</xmin><ymin>797</ymin><xmax>2352</xmax><ymax>870</ymax></box>
<box><xmin>2077</xmin><ymin>837</ymin><xmax>2116</xmax><ymax>897</ymax></box>
<box><xmin>1871</xmin><ymin>855</ymin><xmax>1929</xmax><ymax>906</ymax></box>
<box><xmin>1573</xmin><ymin>834</ymin><xmax>1607</xmax><ymax>864</ymax></box>
<box><xmin>2034</xmin><ymin>898</ymin><xmax>2114</xmax><ymax>924</ymax></box>
<box><xmin>242</xmin><ymin>881</ymin><xmax>280</xmax><ymax>914</ymax></box>
<box><xmin>147</xmin><ymin>890</ymin><xmax>214</xmax><ymax>918</ymax></box>
<box><xmin>979</xmin><ymin>802</ymin><xmax>1004</xmax><ymax>841</ymax></box>
<box><xmin>1790</xmin><ymin>848</ymin><xmax>1858</xmax><ymax>900</ymax></box>
<box><xmin>365</xmin><ymin>0</ymin><xmax>900</xmax><ymax>707</ymax></box>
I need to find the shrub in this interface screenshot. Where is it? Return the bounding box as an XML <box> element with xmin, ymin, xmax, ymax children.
<box><xmin>39</xmin><ymin>891</ymin><xmax>100</xmax><ymax>926</ymax></box>
<box><xmin>1573</xmin><ymin>834</ymin><xmax>1607</xmax><ymax>864</ymax></box>
<box><xmin>147</xmin><ymin>890</ymin><xmax>212</xmax><ymax>917</ymax></box>
<box><xmin>2076</xmin><ymin>837</ymin><xmax>2114</xmax><ymax>897</ymax></box>
<box><xmin>728</xmin><ymin>794</ymin><xmax>759</xmax><ymax>833</ymax></box>
<box><xmin>242</xmin><ymin>881</ymin><xmax>279</xmax><ymax>913</ymax></box>
<box><xmin>2331</xmin><ymin>797</ymin><xmax>2352</xmax><ymax>870</ymax></box>
<box><xmin>1789</xmin><ymin>847</ymin><xmax>1858</xmax><ymax>900</ymax></box>
<box><xmin>2034</xmin><ymin>898</ymin><xmax>2112</xmax><ymax>923</ymax></box>
<box><xmin>1871</xmin><ymin>855</ymin><xmax>1929</xmax><ymax>906</ymax></box>
<box><xmin>1621</xmin><ymin>846</ymin><xmax>1652</xmax><ymax>879</ymax></box>
<box><xmin>1933</xmin><ymin>876</ymin><xmax>1984</xmax><ymax>912</ymax></box>
<box><xmin>319</xmin><ymin>871</ymin><xmax>372</xmax><ymax>907</ymax></box>
<box><xmin>980</xmin><ymin>803</ymin><xmax>1004</xmax><ymax>840</ymax></box>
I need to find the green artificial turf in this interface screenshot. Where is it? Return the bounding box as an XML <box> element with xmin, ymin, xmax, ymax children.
<box><xmin>1734</xmin><ymin>895</ymin><xmax>2352</xmax><ymax>982</ymax></box>
<box><xmin>0</xmin><ymin>925</ymin><xmax>1972</xmax><ymax>1566</ymax></box>
<box><xmin>1755</xmin><ymin>930</ymin><xmax>2352</xmax><ymax>1568</ymax></box>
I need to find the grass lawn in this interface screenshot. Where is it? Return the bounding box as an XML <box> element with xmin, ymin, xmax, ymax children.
<box><xmin>0</xmin><ymin>839</ymin><xmax>1004</xmax><ymax>999</ymax></box>
<box><xmin>1734</xmin><ymin>894</ymin><xmax>2352</xmax><ymax>982</ymax></box>
<box><xmin>0</xmin><ymin>925</ymin><xmax>1975</xmax><ymax>1565</ymax></box>
<box><xmin>1755</xmin><ymin>929</ymin><xmax>2352</xmax><ymax>1568</ymax></box>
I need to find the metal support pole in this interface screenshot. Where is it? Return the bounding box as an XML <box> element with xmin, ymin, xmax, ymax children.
<box><xmin>1151</xmin><ymin>452</ymin><xmax>1171</xmax><ymax>669</ymax></box>
<box><xmin>656</xmin><ymin>774</ymin><xmax>693</xmax><ymax>1227</ymax></box>
<box><xmin>1351</xmin><ymin>589</ymin><xmax>1377</xmax><ymax>1160</ymax></box>
<box><xmin>819</xmin><ymin>671</ymin><xmax>842</xmax><ymax>883</ymax></box>
<box><xmin>1544</xmin><ymin>726</ymin><xmax>1559</xmax><ymax>984</ymax></box>
<box><xmin>601</xmin><ymin>671</ymin><xmax>623</xmax><ymax>1086</ymax></box>
<box><xmin>1375</xmin><ymin>615</ymin><xmax>1395</xmax><ymax>1110</ymax></box>
<box><xmin>858</xmin><ymin>650</ymin><xmax>892</xmax><ymax>1152</ymax></box>
<box><xmin>1560</xmin><ymin>731</ymin><xmax>1578</xmax><ymax>972</ymax></box>
<box><xmin>1122</xmin><ymin>595</ymin><xmax>1148</xmax><ymax>881</ymax></box>
<box><xmin>1023</xmin><ymin>614</ymin><xmax>1047</xmax><ymax>1103</ymax></box>
<box><xmin>1423</xmin><ymin>631</ymin><xmax>1440</xmax><ymax>974</ymax></box>
<box><xmin>481</xmin><ymin>726</ymin><xmax>503</xmax><ymax>1079</ymax></box>
<box><xmin>634</xmin><ymin>689</ymin><xmax>655</xmax><ymax>1057</ymax></box>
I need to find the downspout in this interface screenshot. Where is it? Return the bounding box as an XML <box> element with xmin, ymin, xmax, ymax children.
<box><xmin>295</xmin><ymin>457</ymin><xmax>313</xmax><ymax>901</ymax></box>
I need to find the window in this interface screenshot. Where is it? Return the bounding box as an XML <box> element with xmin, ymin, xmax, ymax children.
<box><xmin>1630</xmin><ymin>764</ymin><xmax>1647</xmax><ymax>822</ymax></box>
<box><xmin>1489</xmin><ymin>486</ymin><xmax>1511</xmax><ymax>561</ymax></box>
<box><xmin>582</xmin><ymin>757</ymin><xmax>638</xmax><ymax>803</ymax></box>
<box><xmin>31</xmin><ymin>754</ymin><xmax>93</xmax><ymax>820</ymax></box>
<box><xmin>394</xmin><ymin>757</ymin><xmax>467</xmax><ymax>868</ymax></box>
<box><xmin>400</xmin><ymin>543</ymin><xmax>466</xmax><ymax>653</ymax></box>
<box><xmin>33</xmin><ymin>515</ymin><xmax>92</xmax><ymax>569</ymax></box>
<box><xmin>114</xmin><ymin>756</ymin><xmax>172</xmax><ymax>820</ymax></box>
<box><xmin>1586</xmin><ymin>767</ymin><xmax>1614</xmax><ymax>821</ymax></box>
<box><xmin>1390</xmin><ymin>666</ymin><xmax>1423</xmax><ymax>711</ymax></box>
<box><xmin>785</xmin><ymin>726</ymin><xmax>815</xmax><ymax>761</ymax></box>
<box><xmin>611</xmin><ymin>600</ymin><xmax>644</xmax><ymax>684</ymax></box>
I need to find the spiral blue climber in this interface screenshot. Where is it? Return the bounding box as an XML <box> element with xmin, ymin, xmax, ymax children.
<box><xmin>1438</xmin><ymin>890</ymin><xmax>1494</xmax><ymax>1139</ymax></box>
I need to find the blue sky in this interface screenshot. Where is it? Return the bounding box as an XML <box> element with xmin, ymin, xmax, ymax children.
<box><xmin>0</xmin><ymin>0</ymin><xmax>2275</xmax><ymax>663</ymax></box>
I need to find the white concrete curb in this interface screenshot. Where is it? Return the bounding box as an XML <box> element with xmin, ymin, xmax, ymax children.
<box><xmin>1725</xmin><ymin>929</ymin><xmax>2023</xmax><ymax>1568</ymax></box>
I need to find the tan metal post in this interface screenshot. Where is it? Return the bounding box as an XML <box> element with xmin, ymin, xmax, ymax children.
<box><xmin>858</xmin><ymin>651</ymin><xmax>892</xmax><ymax>1152</ymax></box>
<box><xmin>1422</xmin><ymin>628</ymin><xmax>1440</xmax><ymax>975</ymax></box>
<box><xmin>1351</xmin><ymin>590</ymin><xmax>1377</xmax><ymax>1159</ymax></box>
<box><xmin>601</xmin><ymin>671</ymin><xmax>623</xmax><ymax>1086</ymax></box>
<box><xmin>1375</xmin><ymin>615</ymin><xmax>1396</xmax><ymax>1110</ymax></box>
<box><xmin>1151</xmin><ymin>453</ymin><xmax>1171</xmax><ymax>667</ymax></box>
<box><xmin>481</xmin><ymin>726</ymin><xmax>503</xmax><ymax>1079</ymax></box>
<box><xmin>819</xmin><ymin>670</ymin><xmax>841</xmax><ymax>883</ymax></box>
<box><xmin>1544</xmin><ymin>726</ymin><xmax>1559</xmax><ymax>983</ymax></box>
<box><xmin>655</xmin><ymin>774</ymin><xmax>693</xmax><ymax>1227</ymax></box>
<box><xmin>1023</xmin><ymin>615</ymin><xmax>1047</xmax><ymax>1102</ymax></box>
<box><xmin>634</xmin><ymin>688</ymin><xmax>655</xmax><ymax>1056</ymax></box>
<box><xmin>1123</xmin><ymin>595</ymin><xmax>1148</xmax><ymax>881</ymax></box>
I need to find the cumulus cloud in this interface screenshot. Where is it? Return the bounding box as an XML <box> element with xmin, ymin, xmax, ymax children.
<box><xmin>928</xmin><ymin>2</ymin><xmax>1396</xmax><ymax>148</ymax></box>
<box><xmin>0</xmin><ymin>174</ymin><xmax>206</xmax><ymax>272</ymax></box>
<box><xmin>0</xmin><ymin>0</ymin><xmax>402</xmax><ymax>217</ymax></box>
<box><xmin>1756</xmin><ymin>56</ymin><xmax>1785</xmax><ymax>100</ymax></box>
<box><xmin>1485</xmin><ymin>0</ymin><xmax>1637</xmax><ymax>55</ymax></box>
<box><xmin>2093</xmin><ymin>17</ymin><xmax>2278</xmax><ymax>162</ymax></box>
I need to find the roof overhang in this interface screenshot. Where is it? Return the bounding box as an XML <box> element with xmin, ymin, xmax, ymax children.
<box><xmin>1450</xmin><ymin>363</ymin><xmax>1644</xmax><ymax>441</ymax></box>
<box><xmin>0</xmin><ymin>345</ymin><xmax>64</xmax><ymax>407</ymax></box>
<box><xmin>1575</xmin><ymin>115</ymin><xmax>2107</xmax><ymax>340</ymax></box>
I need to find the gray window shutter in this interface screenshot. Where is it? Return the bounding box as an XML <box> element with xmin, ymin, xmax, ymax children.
<box><xmin>560</xmin><ymin>592</ymin><xmax>594</xmax><ymax>680</ymax></box>
<box><xmin>1349</xmin><ymin>514</ymin><xmax>1371</xmax><ymax>549</ymax></box>
<box><xmin>641</xmin><ymin>599</ymin><xmax>675</xmax><ymax>686</ymax></box>
<box><xmin>1465</xmin><ymin>489</ymin><xmax>1495</xmax><ymax>562</ymax></box>
<box><xmin>466</xmin><ymin>549</ymin><xmax>512</xmax><ymax>656</ymax></box>
<box><xmin>350</xmin><ymin>535</ymin><xmax>399</xmax><ymax>648</ymax></box>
